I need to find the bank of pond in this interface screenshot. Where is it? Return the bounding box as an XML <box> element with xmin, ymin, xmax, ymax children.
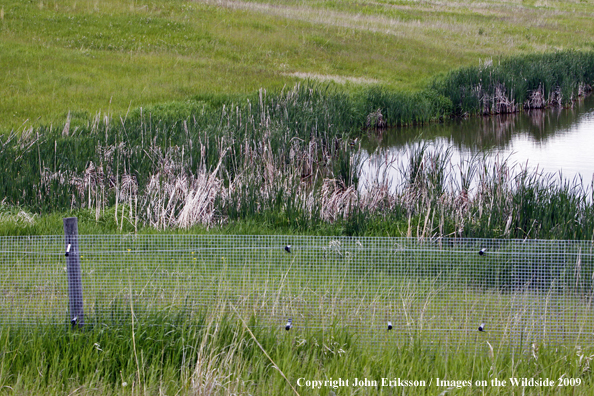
<box><xmin>1</xmin><ymin>51</ymin><xmax>594</xmax><ymax>239</ymax></box>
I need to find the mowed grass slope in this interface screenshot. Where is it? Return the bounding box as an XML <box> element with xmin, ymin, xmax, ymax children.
<box><xmin>2</xmin><ymin>0</ymin><xmax>594</xmax><ymax>130</ymax></box>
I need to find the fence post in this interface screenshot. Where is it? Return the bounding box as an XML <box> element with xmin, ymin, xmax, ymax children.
<box><xmin>64</xmin><ymin>217</ymin><xmax>84</xmax><ymax>328</ymax></box>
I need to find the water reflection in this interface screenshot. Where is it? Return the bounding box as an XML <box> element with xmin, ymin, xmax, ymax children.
<box><xmin>361</xmin><ymin>95</ymin><xmax>594</xmax><ymax>187</ymax></box>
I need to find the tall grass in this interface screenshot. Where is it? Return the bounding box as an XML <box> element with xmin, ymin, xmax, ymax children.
<box><xmin>1</xmin><ymin>307</ymin><xmax>593</xmax><ymax>395</ymax></box>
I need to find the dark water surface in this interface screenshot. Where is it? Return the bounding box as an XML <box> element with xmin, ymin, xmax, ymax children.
<box><xmin>361</xmin><ymin>95</ymin><xmax>594</xmax><ymax>188</ymax></box>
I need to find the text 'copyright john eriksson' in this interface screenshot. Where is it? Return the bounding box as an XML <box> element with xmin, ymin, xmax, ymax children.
<box><xmin>296</xmin><ymin>377</ymin><xmax>582</xmax><ymax>390</ymax></box>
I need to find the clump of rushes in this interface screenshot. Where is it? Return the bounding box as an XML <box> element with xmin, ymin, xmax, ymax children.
<box><xmin>431</xmin><ymin>51</ymin><xmax>594</xmax><ymax>116</ymax></box>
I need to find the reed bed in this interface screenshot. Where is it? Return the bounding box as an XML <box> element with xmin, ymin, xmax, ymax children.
<box><xmin>2</xmin><ymin>52</ymin><xmax>594</xmax><ymax>238</ymax></box>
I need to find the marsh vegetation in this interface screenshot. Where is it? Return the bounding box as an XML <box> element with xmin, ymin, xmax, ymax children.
<box><xmin>3</xmin><ymin>52</ymin><xmax>594</xmax><ymax>239</ymax></box>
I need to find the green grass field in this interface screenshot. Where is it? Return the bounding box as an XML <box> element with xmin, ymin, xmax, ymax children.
<box><xmin>3</xmin><ymin>0</ymin><xmax>594</xmax><ymax>130</ymax></box>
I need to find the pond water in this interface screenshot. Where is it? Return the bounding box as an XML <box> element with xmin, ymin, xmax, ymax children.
<box><xmin>361</xmin><ymin>95</ymin><xmax>594</xmax><ymax>189</ymax></box>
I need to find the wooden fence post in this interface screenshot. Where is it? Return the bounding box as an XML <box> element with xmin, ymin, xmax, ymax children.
<box><xmin>64</xmin><ymin>217</ymin><xmax>84</xmax><ymax>328</ymax></box>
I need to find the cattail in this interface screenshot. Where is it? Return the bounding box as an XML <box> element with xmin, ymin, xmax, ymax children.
<box><xmin>285</xmin><ymin>318</ymin><xmax>292</xmax><ymax>331</ymax></box>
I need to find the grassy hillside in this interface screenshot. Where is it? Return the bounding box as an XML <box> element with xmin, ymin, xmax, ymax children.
<box><xmin>2</xmin><ymin>0</ymin><xmax>594</xmax><ymax>130</ymax></box>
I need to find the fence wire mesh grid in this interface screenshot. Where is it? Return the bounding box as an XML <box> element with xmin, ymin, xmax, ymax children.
<box><xmin>1</xmin><ymin>235</ymin><xmax>593</xmax><ymax>346</ymax></box>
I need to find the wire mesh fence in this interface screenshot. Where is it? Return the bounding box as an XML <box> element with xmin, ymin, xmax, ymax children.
<box><xmin>1</xmin><ymin>234</ymin><xmax>593</xmax><ymax>346</ymax></box>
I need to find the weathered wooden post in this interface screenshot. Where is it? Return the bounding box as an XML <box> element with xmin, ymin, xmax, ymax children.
<box><xmin>64</xmin><ymin>217</ymin><xmax>84</xmax><ymax>328</ymax></box>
